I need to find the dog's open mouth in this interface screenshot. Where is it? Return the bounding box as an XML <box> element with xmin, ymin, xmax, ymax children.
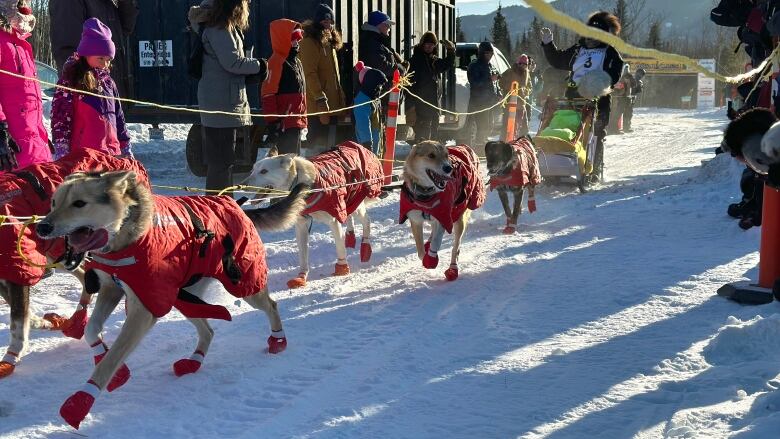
<box><xmin>426</xmin><ymin>169</ymin><xmax>451</xmax><ymax>190</ymax></box>
<box><xmin>67</xmin><ymin>227</ymin><xmax>109</xmax><ymax>253</ymax></box>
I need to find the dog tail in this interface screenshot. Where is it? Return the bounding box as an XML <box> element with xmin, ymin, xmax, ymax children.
<box><xmin>245</xmin><ymin>183</ymin><xmax>310</xmax><ymax>231</ymax></box>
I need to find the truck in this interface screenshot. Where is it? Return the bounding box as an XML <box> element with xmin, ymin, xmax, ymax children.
<box><xmin>126</xmin><ymin>0</ymin><xmax>456</xmax><ymax>176</ymax></box>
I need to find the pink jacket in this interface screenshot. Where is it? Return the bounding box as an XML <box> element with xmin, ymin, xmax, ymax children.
<box><xmin>0</xmin><ymin>29</ymin><xmax>51</xmax><ymax>170</ymax></box>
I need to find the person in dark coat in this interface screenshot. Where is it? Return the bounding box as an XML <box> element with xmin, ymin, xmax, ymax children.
<box><xmin>540</xmin><ymin>11</ymin><xmax>625</xmax><ymax>182</ymax></box>
<box><xmin>358</xmin><ymin>10</ymin><xmax>406</xmax><ymax>81</ymax></box>
<box><xmin>467</xmin><ymin>41</ymin><xmax>502</xmax><ymax>146</ymax></box>
<box><xmin>49</xmin><ymin>0</ymin><xmax>138</xmax><ymax>98</ymax></box>
<box><xmin>405</xmin><ymin>31</ymin><xmax>455</xmax><ymax>143</ymax></box>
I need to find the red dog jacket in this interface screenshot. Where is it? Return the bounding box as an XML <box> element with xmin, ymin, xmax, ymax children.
<box><xmin>488</xmin><ymin>138</ymin><xmax>542</xmax><ymax>190</ymax></box>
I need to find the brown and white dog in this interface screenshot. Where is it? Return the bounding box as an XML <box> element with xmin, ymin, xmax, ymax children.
<box><xmin>36</xmin><ymin>171</ymin><xmax>308</xmax><ymax>429</ymax></box>
<box><xmin>0</xmin><ymin>150</ymin><xmax>149</xmax><ymax>379</ymax></box>
<box><xmin>485</xmin><ymin>139</ymin><xmax>542</xmax><ymax>234</ymax></box>
<box><xmin>245</xmin><ymin>141</ymin><xmax>384</xmax><ymax>288</ymax></box>
<box><xmin>399</xmin><ymin>141</ymin><xmax>486</xmax><ymax>281</ymax></box>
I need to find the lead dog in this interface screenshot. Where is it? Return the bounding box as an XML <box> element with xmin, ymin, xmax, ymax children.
<box><xmin>0</xmin><ymin>150</ymin><xmax>148</xmax><ymax>378</ymax></box>
<box><xmin>245</xmin><ymin>141</ymin><xmax>383</xmax><ymax>288</ymax></box>
<box><xmin>399</xmin><ymin>141</ymin><xmax>486</xmax><ymax>281</ymax></box>
<box><xmin>36</xmin><ymin>171</ymin><xmax>308</xmax><ymax>429</ymax></box>
<box><xmin>485</xmin><ymin>139</ymin><xmax>542</xmax><ymax>234</ymax></box>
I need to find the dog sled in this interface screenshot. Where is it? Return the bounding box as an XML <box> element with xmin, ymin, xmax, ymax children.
<box><xmin>532</xmin><ymin>97</ymin><xmax>600</xmax><ymax>193</ymax></box>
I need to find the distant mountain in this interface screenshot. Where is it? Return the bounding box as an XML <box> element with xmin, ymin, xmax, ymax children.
<box><xmin>459</xmin><ymin>0</ymin><xmax>719</xmax><ymax>45</ymax></box>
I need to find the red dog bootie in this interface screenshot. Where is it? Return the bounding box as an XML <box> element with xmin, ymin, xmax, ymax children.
<box><xmin>43</xmin><ymin>312</ymin><xmax>70</xmax><ymax>330</ymax></box>
<box><xmin>345</xmin><ymin>230</ymin><xmax>357</xmax><ymax>248</ymax></box>
<box><xmin>528</xmin><ymin>193</ymin><xmax>537</xmax><ymax>213</ymax></box>
<box><xmin>91</xmin><ymin>341</ymin><xmax>131</xmax><ymax>392</ymax></box>
<box><xmin>287</xmin><ymin>272</ymin><xmax>308</xmax><ymax>289</ymax></box>
<box><xmin>267</xmin><ymin>330</ymin><xmax>287</xmax><ymax>354</ymax></box>
<box><xmin>333</xmin><ymin>263</ymin><xmax>350</xmax><ymax>276</ymax></box>
<box><xmin>0</xmin><ymin>352</ymin><xmax>19</xmax><ymax>378</ymax></box>
<box><xmin>444</xmin><ymin>264</ymin><xmax>459</xmax><ymax>281</ymax></box>
<box><xmin>360</xmin><ymin>239</ymin><xmax>372</xmax><ymax>263</ymax></box>
<box><xmin>503</xmin><ymin>221</ymin><xmax>517</xmax><ymax>235</ymax></box>
<box><xmin>173</xmin><ymin>350</ymin><xmax>205</xmax><ymax>377</ymax></box>
<box><xmin>422</xmin><ymin>242</ymin><xmax>439</xmax><ymax>269</ymax></box>
<box><xmin>62</xmin><ymin>303</ymin><xmax>89</xmax><ymax>339</ymax></box>
<box><xmin>60</xmin><ymin>380</ymin><xmax>100</xmax><ymax>429</ymax></box>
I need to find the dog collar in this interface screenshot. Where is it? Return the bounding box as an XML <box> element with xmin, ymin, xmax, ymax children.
<box><xmin>404</xmin><ymin>181</ymin><xmax>438</xmax><ymax>202</ymax></box>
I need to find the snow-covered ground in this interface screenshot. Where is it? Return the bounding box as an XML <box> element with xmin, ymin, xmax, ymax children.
<box><xmin>3</xmin><ymin>108</ymin><xmax>780</xmax><ymax>438</ymax></box>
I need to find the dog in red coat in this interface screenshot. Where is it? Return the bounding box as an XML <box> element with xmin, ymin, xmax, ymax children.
<box><xmin>245</xmin><ymin>141</ymin><xmax>384</xmax><ymax>288</ymax></box>
<box><xmin>36</xmin><ymin>171</ymin><xmax>309</xmax><ymax>429</ymax></box>
<box><xmin>0</xmin><ymin>150</ymin><xmax>148</xmax><ymax>379</ymax></box>
<box><xmin>485</xmin><ymin>138</ymin><xmax>542</xmax><ymax>234</ymax></box>
<box><xmin>399</xmin><ymin>141</ymin><xmax>486</xmax><ymax>281</ymax></box>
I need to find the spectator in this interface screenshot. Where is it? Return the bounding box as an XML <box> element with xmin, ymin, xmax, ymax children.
<box><xmin>51</xmin><ymin>18</ymin><xmax>132</xmax><ymax>160</ymax></box>
<box><xmin>467</xmin><ymin>41</ymin><xmax>502</xmax><ymax>147</ymax></box>
<box><xmin>624</xmin><ymin>67</ymin><xmax>645</xmax><ymax>133</ymax></box>
<box><xmin>358</xmin><ymin>10</ymin><xmax>406</xmax><ymax>81</ymax></box>
<box><xmin>49</xmin><ymin>0</ymin><xmax>138</xmax><ymax>98</ymax></box>
<box><xmin>300</xmin><ymin>4</ymin><xmax>346</xmax><ymax>153</ymax></box>
<box><xmin>405</xmin><ymin>31</ymin><xmax>455</xmax><ymax>143</ymax></box>
<box><xmin>540</xmin><ymin>11</ymin><xmax>625</xmax><ymax>182</ymax></box>
<box><xmin>609</xmin><ymin>64</ymin><xmax>632</xmax><ymax>135</ymax></box>
<box><xmin>262</xmin><ymin>19</ymin><xmax>306</xmax><ymax>155</ymax></box>
<box><xmin>188</xmin><ymin>0</ymin><xmax>267</xmax><ymax>191</ymax></box>
<box><xmin>353</xmin><ymin>61</ymin><xmax>387</xmax><ymax>154</ymax></box>
<box><xmin>0</xmin><ymin>0</ymin><xmax>50</xmax><ymax>171</ymax></box>
<box><xmin>500</xmin><ymin>54</ymin><xmax>532</xmax><ymax>138</ymax></box>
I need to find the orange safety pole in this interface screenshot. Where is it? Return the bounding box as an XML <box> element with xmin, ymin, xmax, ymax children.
<box><xmin>504</xmin><ymin>81</ymin><xmax>520</xmax><ymax>141</ymax></box>
<box><xmin>759</xmin><ymin>185</ymin><xmax>780</xmax><ymax>287</ymax></box>
<box><xmin>383</xmin><ymin>70</ymin><xmax>401</xmax><ymax>185</ymax></box>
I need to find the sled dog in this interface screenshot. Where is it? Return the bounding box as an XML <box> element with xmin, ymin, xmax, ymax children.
<box><xmin>484</xmin><ymin>139</ymin><xmax>542</xmax><ymax>234</ymax></box>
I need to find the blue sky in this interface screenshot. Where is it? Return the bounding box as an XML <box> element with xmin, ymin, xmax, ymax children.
<box><xmin>457</xmin><ymin>0</ymin><xmax>550</xmax><ymax>17</ymax></box>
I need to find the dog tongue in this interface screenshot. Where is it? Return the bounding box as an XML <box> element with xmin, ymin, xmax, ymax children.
<box><xmin>18</xmin><ymin>6</ymin><xmax>32</xmax><ymax>15</ymax></box>
<box><xmin>69</xmin><ymin>229</ymin><xmax>109</xmax><ymax>253</ymax></box>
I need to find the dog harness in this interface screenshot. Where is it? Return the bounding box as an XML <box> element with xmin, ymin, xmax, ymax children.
<box><xmin>86</xmin><ymin>196</ymin><xmax>267</xmax><ymax>319</ymax></box>
<box><xmin>399</xmin><ymin>145</ymin><xmax>486</xmax><ymax>234</ymax></box>
<box><xmin>0</xmin><ymin>149</ymin><xmax>148</xmax><ymax>286</ymax></box>
<box><xmin>489</xmin><ymin>138</ymin><xmax>542</xmax><ymax>190</ymax></box>
<box><xmin>301</xmin><ymin>141</ymin><xmax>384</xmax><ymax>223</ymax></box>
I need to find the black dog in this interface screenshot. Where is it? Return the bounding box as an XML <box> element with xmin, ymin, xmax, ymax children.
<box><xmin>485</xmin><ymin>139</ymin><xmax>541</xmax><ymax>234</ymax></box>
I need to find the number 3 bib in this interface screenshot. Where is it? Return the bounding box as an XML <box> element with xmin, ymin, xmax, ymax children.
<box><xmin>571</xmin><ymin>47</ymin><xmax>607</xmax><ymax>85</ymax></box>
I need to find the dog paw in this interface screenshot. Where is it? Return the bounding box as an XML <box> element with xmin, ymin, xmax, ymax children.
<box><xmin>503</xmin><ymin>225</ymin><xmax>516</xmax><ymax>234</ymax></box>
<box><xmin>62</xmin><ymin>309</ymin><xmax>88</xmax><ymax>339</ymax></box>
<box><xmin>345</xmin><ymin>231</ymin><xmax>356</xmax><ymax>248</ymax></box>
<box><xmin>445</xmin><ymin>266</ymin><xmax>459</xmax><ymax>281</ymax></box>
<box><xmin>333</xmin><ymin>263</ymin><xmax>350</xmax><ymax>276</ymax></box>
<box><xmin>94</xmin><ymin>353</ymin><xmax>130</xmax><ymax>392</ymax></box>
<box><xmin>173</xmin><ymin>358</ymin><xmax>202</xmax><ymax>377</ymax></box>
<box><xmin>360</xmin><ymin>241</ymin><xmax>372</xmax><ymax>263</ymax></box>
<box><xmin>528</xmin><ymin>198</ymin><xmax>537</xmax><ymax>213</ymax></box>
<box><xmin>43</xmin><ymin>312</ymin><xmax>70</xmax><ymax>331</ymax></box>
<box><xmin>0</xmin><ymin>361</ymin><xmax>15</xmax><ymax>379</ymax></box>
<box><xmin>422</xmin><ymin>243</ymin><xmax>439</xmax><ymax>269</ymax></box>
<box><xmin>60</xmin><ymin>386</ymin><xmax>97</xmax><ymax>430</ymax></box>
<box><xmin>287</xmin><ymin>274</ymin><xmax>307</xmax><ymax>289</ymax></box>
<box><xmin>267</xmin><ymin>336</ymin><xmax>287</xmax><ymax>354</ymax></box>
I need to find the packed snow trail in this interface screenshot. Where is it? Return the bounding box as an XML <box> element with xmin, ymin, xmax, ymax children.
<box><xmin>2</xmin><ymin>108</ymin><xmax>780</xmax><ymax>438</ymax></box>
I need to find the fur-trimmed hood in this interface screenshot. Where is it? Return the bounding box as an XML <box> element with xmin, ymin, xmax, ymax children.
<box><xmin>0</xmin><ymin>0</ymin><xmax>35</xmax><ymax>35</ymax></box>
<box><xmin>723</xmin><ymin>108</ymin><xmax>778</xmax><ymax>158</ymax></box>
<box><xmin>187</xmin><ymin>0</ymin><xmax>213</xmax><ymax>33</ymax></box>
<box><xmin>302</xmin><ymin>20</ymin><xmax>342</xmax><ymax>51</ymax></box>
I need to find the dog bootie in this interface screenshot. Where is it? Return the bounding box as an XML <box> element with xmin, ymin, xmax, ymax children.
<box><xmin>60</xmin><ymin>381</ymin><xmax>99</xmax><ymax>429</ymax></box>
<box><xmin>360</xmin><ymin>239</ymin><xmax>372</xmax><ymax>263</ymax></box>
<box><xmin>503</xmin><ymin>222</ymin><xmax>517</xmax><ymax>235</ymax></box>
<box><xmin>92</xmin><ymin>341</ymin><xmax>131</xmax><ymax>392</ymax></box>
<box><xmin>445</xmin><ymin>264</ymin><xmax>459</xmax><ymax>281</ymax></box>
<box><xmin>345</xmin><ymin>230</ymin><xmax>357</xmax><ymax>248</ymax></box>
<box><xmin>43</xmin><ymin>312</ymin><xmax>70</xmax><ymax>330</ymax></box>
<box><xmin>528</xmin><ymin>193</ymin><xmax>537</xmax><ymax>213</ymax></box>
<box><xmin>267</xmin><ymin>330</ymin><xmax>287</xmax><ymax>354</ymax></box>
<box><xmin>333</xmin><ymin>263</ymin><xmax>350</xmax><ymax>276</ymax></box>
<box><xmin>62</xmin><ymin>304</ymin><xmax>89</xmax><ymax>339</ymax></box>
<box><xmin>422</xmin><ymin>242</ymin><xmax>439</xmax><ymax>269</ymax></box>
<box><xmin>0</xmin><ymin>352</ymin><xmax>19</xmax><ymax>378</ymax></box>
<box><xmin>173</xmin><ymin>351</ymin><xmax>205</xmax><ymax>377</ymax></box>
<box><xmin>287</xmin><ymin>273</ymin><xmax>308</xmax><ymax>289</ymax></box>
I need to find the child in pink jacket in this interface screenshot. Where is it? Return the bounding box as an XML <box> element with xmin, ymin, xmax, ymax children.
<box><xmin>0</xmin><ymin>0</ymin><xmax>51</xmax><ymax>171</ymax></box>
<box><xmin>51</xmin><ymin>18</ymin><xmax>132</xmax><ymax>159</ymax></box>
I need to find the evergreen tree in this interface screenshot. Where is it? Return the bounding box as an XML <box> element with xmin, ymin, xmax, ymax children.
<box><xmin>491</xmin><ymin>2</ymin><xmax>512</xmax><ymax>56</ymax></box>
<box><xmin>613</xmin><ymin>0</ymin><xmax>630</xmax><ymax>42</ymax></box>
<box><xmin>456</xmin><ymin>14</ymin><xmax>466</xmax><ymax>43</ymax></box>
<box><xmin>646</xmin><ymin>20</ymin><xmax>662</xmax><ymax>49</ymax></box>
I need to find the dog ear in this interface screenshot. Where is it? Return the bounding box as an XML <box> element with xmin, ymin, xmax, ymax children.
<box><xmin>266</xmin><ymin>146</ymin><xmax>279</xmax><ymax>157</ymax></box>
<box><xmin>102</xmin><ymin>171</ymin><xmax>135</xmax><ymax>195</ymax></box>
<box><xmin>280</xmin><ymin>154</ymin><xmax>295</xmax><ymax>167</ymax></box>
<box><xmin>63</xmin><ymin>172</ymin><xmax>89</xmax><ymax>182</ymax></box>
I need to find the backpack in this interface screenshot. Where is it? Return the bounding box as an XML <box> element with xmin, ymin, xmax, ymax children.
<box><xmin>188</xmin><ymin>26</ymin><xmax>206</xmax><ymax>80</ymax></box>
<box><xmin>711</xmin><ymin>0</ymin><xmax>752</xmax><ymax>27</ymax></box>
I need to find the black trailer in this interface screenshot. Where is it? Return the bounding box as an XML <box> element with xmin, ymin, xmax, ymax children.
<box><xmin>126</xmin><ymin>0</ymin><xmax>456</xmax><ymax>175</ymax></box>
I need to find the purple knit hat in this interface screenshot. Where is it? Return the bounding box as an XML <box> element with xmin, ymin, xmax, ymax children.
<box><xmin>77</xmin><ymin>18</ymin><xmax>115</xmax><ymax>58</ymax></box>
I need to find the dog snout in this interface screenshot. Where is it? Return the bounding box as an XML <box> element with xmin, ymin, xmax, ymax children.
<box><xmin>36</xmin><ymin>221</ymin><xmax>54</xmax><ymax>238</ymax></box>
<box><xmin>442</xmin><ymin>164</ymin><xmax>453</xmax><ymax>175</ymax></box>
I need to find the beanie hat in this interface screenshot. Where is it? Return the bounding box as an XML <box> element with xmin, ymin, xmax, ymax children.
<box><xmin>355</xmin><ymin>61</ymin><xmax>369</xmax><ymax>84</ymax></box>
<box><xmin>291</xmin><ymin>28</ymin><xmax>304</xmax><ymax>43</ymax></box>
<box><xmin>420</xmin><ymin>31</ymin><xmax>438</xmax><ymax>46</ymax></box>
<box><xmin>586</xmin><ymin>11</ymin><xmax>621</xmax><ymax>36</ymax></box>
<box><xmin>315</xmin><ymin>4</ymin><xmax>334</xmax><ymax>22</ymax></box>
<box><xmin>517</xmin><ymin>54</ymin><xmax>529</xmax><ymax>65</ymax></box>
<box><xmin>77</xmin><ymin>18</ymin><xmax>115</xmax><ymax>58</ymax></box>
<box><xmin>478</xmin><ymin>41</ymin><xmax>494</xmax><ymax>55</ymax></box>
<box><xmin>368</xmin><ymin>10</ymin><xmax>395</xmax><ymax>27</ymax></box>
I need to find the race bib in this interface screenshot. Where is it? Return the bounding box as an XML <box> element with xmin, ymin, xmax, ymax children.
<box><xmin>572</xmin><ymin>47</ymin><xmax>607</xmax><ymax>85</ymax></box>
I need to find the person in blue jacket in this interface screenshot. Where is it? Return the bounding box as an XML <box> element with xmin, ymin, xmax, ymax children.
<box><xmin>353</xmin><ymin>61</ymin><xmax>388</xmax><ymax>155</ymax></box>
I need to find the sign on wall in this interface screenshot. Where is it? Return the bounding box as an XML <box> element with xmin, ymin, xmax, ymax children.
<box><xmin>139</xmin><ymin>40</ymin><xmax>173</xmax><ymax>67</ymax></box>
<box><xmin>697</xmin><ymin>59</ymin><xmax>716</xmax><ymax>109</ymax></box>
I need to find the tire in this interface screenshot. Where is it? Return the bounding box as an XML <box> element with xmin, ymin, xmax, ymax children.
<box><xmin>186</xmin><ymin>124</ymin><xmax>207</xmax><ymax>178</ymax></box>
